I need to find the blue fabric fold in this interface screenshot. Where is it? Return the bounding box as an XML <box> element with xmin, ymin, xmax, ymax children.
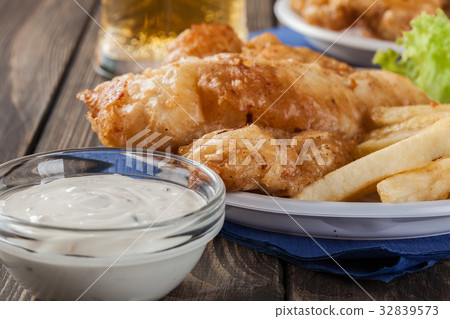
<box><xmin>220</xmin><ymin>221</ymin><xmax>450</xmax><ymax>282</ymax></box>
<box><xmin>250</xmin><ymin>26</ymin><xmax>312</xmax><ymax>47</ymax></box>
<box><xmin>218</xmin><ymin>27</ymin><xmax>450</xmax><ymax>282</ymax></box>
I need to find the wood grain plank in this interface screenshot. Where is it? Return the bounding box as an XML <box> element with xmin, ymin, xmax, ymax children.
<box><xmin>0</xmin><ymin>0</ymin><xmax>97</xmax><ymax>301</ymax></box>
<box><xmin>0</xmin><ymin>0</ymin><xmax>97</xmax><ymax>163</ymax></box>
<box><xmin>32</xmin><ymin>6</ymin><xmax>285</xmax><ymax>301</ymax></box>
<box><xmin>34</xmin><ymin>12</ymin><xmax>104</xmax><ymax>152</ymax></box>
<box><xmin>247</xmin><ymin>0</ymin><xmax>277</xmax><ymax>31</ymax></box>
<box><xmin>286</xmin><ymin>259</ymin><xmax>450</xmax><ymax>301</ymax></box>
<box><xmin>164</xmin><ymin>238</ymin><xmax>284</xmax><ymax>300</ymax></box>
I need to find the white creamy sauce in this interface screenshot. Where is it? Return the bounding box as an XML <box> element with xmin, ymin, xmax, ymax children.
<box><xmin>0</xmin><ymin>174</ymin><xmax>219</xmax><ymax>300</ymax></box>
<box><xmin>0</xmin><ymin>174</ymin><xmax>205</xmax><ymax>229</ymax></box>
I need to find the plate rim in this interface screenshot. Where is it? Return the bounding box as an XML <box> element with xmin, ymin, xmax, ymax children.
<box><xmin>226</xmin><ymin>192</ymin><xmax>450</xmax><ymax>219</ymax></box>
<box><xmin>274</xmin><ymin>0</ymin><xmax>403</xmax><ymax>52</ymax></box>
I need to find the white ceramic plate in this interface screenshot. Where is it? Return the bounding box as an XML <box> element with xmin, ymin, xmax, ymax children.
<box><xmin>274</xmin><ymin>0</ymin><xmax>403</xmax><ymax>67</ymax></box>
<box><xmin>225</xmin><ymin>192</ymin><xmax>450</xmax><ymax>240</ymax></box>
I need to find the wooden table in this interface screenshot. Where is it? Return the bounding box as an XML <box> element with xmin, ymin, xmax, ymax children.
<box><xmin>0</xmin><ymin>0</ymin><xmax>448</xmax><ymax>301</ymax></box>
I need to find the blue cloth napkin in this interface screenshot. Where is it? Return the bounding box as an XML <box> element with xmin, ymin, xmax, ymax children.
<box><xmin>250</xmin><ymin>26</ymin><xmax>312</xmax><ymax>47</ymax></box>
<box><xmin>218</xmin><ymin>27</ymin><xmax>450</xmax><ymax>282</ymax></box>
<box><xmin>220</xmin><ymin>222</ymin><xmax>450</xmax><ymax>282</ymax></box>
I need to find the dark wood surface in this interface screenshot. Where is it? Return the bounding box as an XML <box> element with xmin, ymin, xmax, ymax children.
<box><xmin>0</xmin><ymin>0</ymin><xmax>448</xmax><ymax>301</ymax></box>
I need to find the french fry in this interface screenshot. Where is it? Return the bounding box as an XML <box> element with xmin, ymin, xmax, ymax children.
<box><xmin>356</xmin><ymin>130</ymin><xmax>418</xmax><ymax>158</ymax></box>
<box><xmin>356</xmin><ymin>112</ymin><xmax>449</xmax><ymax>157</ymax></box>
<box><xmin>366</xmin><ymin>112</ymin><xmax>448</xmax><ymax>139</ymax></box>
<box><xmin>370</xmin><ymin>104</ymin><xmax>450</xmax><ymax>126</ymax></box>
<box><xmin>294</xmin><ymin>116</ymin><xmax>450</xmax><ymax>202</ymax></box>
<box><xmin>377</xmin><ymin>156</ymin><xmax>450</xmax><ymax>202</ymax></box>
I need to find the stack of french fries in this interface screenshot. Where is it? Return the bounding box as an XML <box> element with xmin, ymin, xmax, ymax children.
<box><xmin>295</xmin><ymin>104</ymin><xmax>450</xmax><ymax>203</ymax></box>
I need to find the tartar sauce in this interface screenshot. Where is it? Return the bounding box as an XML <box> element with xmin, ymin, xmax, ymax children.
<box><xmin>0</xmin><ymin>175</ymin><xmax>205</xmax><ymax>229</ymax></box>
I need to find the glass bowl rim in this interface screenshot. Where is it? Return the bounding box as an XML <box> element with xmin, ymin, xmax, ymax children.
<box><xmin>0</xmin><ymin>147</ymin><xmax>226</xmax><ymax>232</ymax></box>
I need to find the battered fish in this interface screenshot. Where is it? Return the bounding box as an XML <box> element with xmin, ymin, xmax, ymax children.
<box><xmin>179</xmin><ymin>125</ymin><xmax>354</xmax><ymax>196</ymax></box>
<box><xmin>165</xmin><ymin>23</ymin><xmax>243</xmax><ymax>64</ymax></box>
<box><xmin>291</xmin><ymin>0</ymin><xmax>447</xmax><ymax>40</ymax></box>
<box><xmin>167</xmin><ymin>24</ymin><xmax>354</xmax><ymax>75</ymax></box>
<box><xmin>78</xmin><ymin>53</ymin><xmax>429</xmax><ymax>150</ymax></box>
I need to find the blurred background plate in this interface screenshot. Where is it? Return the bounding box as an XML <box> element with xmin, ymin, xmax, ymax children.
<box><xmin>225</xmin><ymin>192</ymin><xmax>450</xmax><ymax>240</ymax></box>
<box><xmin>274</xmin><ymin>0</ymin><xmax>403</xmax><ymax>67</ymax></box>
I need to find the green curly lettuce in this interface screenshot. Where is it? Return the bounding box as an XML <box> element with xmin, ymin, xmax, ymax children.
<box><xmin>373</xmin><ymin>9</ymin><xmax>450</xmax><ymax>103</ymax></box>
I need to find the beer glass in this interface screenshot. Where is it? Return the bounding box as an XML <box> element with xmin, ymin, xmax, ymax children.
<box><xmin>95</xmin><ymin>0</ymin><xmax>248</xmax><ymax>77</ymax></box>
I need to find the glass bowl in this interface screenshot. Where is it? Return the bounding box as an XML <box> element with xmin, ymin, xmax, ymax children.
<box><xmin>0</xmin><ymin>148</ymin><xmax>225</xmax><ymax>300</ymax></box>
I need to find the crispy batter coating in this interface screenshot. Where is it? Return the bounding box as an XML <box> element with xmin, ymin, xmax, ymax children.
<box><xmin>78</xmin><ymin>60</ymin><xmax>219</xmax><ymax>150</ymax></box>
<box><xmin>166</xmin><ymin>25</ymin><xmax>355</xmax><ymax>75</ymax></box>
<box><xmin>165</xmin><ymin>23</ymin><xmax>243</xmax><ymax>64</ymax></box>
<box><xmin>242</xmin><ymin>33</ymin><xmax>355</xmax><ymax>75</ymax></box>
<box><xmin>291</xmin><ymin>0</ymin><xmax>357</xmax><ymax>31</ymax></box>
<box><xmin>78</xmin><ymin>52</ymin><xmax>430</xmax><ymax>151</ymax></box>
<box><xmin>179</xmin><ymin>125</ymin><xmax>354</xmax><ymax>196</ymax></box>
<box><xmin>290</xmin><ymin>0</ymin><xmax>447</xmax><ymax>40</ymax></box>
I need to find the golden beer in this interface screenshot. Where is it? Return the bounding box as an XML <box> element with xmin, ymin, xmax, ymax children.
<box><xmin>95</xmin><ymin>0</ymin><xmax>247</xmax><ymax>76</ymax></box>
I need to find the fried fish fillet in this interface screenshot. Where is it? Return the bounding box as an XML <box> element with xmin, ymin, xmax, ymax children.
<box><xmin>241</xmin><ymin>33</ymin><xmax>355</xmax><ymax>76</ymax></box>
<box><xmin>179</xmin><ymin>125</ymin><xmax>354</xmax><ymax>196</ymax></box>
<box><xmin>77</xmin><ymin>54</ymin><xmax>429</xmax><ymax>151</ymax></box>
<box><xmin>291</xmin><ymin>0</ymin><xmax>447</xmax><ymax>40</ymax></box>
<box><xmin>165</xmin><ymin>23</ymin><xmax>243</xmax><ymax>64</ymax></box>
<box><xmin>166</xmin><ymin>24</ymin><xmax>355</xmax><ymax>75</ymax></box>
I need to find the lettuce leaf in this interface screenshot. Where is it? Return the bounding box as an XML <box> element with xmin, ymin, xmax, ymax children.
<box><xmin>373</xmin><ymin>9</ymin><xmax>450</xmax><ymax>103</ymax></box>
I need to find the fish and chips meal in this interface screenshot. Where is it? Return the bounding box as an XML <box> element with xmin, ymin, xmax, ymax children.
<box><xmin>77</xmin><ymin>11</ymin><xmax>450</xmax><ymax>203</ymax></box>
<box><xmin>290</xmin><ymin>0</ymin><xmax>449</xmax><ymax>41</ymax></box>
